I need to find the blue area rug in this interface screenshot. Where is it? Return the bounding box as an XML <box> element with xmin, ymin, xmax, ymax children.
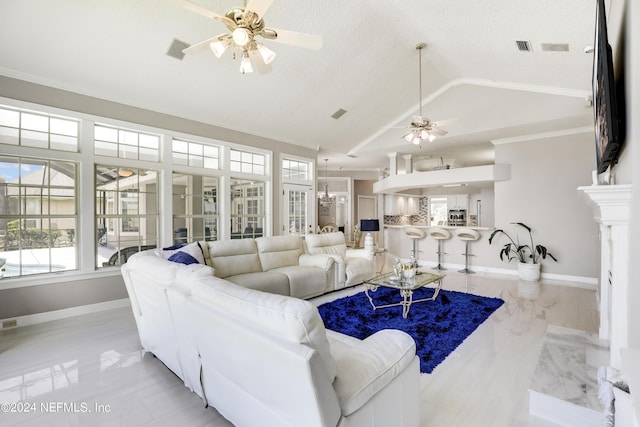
<box><xmin>318</xmin><ymin>286</ymin><xmax>504</xmax><ymax>374</ymax></box>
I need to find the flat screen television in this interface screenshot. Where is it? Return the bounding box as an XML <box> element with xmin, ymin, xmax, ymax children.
<box><xmin>592</xmin><ymin>0</ymin><xmax>623</xmax><ymax>174</ymax></box>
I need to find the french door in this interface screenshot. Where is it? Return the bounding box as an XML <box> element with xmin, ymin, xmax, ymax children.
<box><xmin>283</xmin><ymin>184</ymin><xmax>314</xmax><ymax>235</ymax></box>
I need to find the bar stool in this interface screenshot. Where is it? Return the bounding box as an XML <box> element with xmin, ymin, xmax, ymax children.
<box><xmin>404</xmin><ymin>227</ymin><xmax>426</xmax><ymax>259</ymax></box>
<box><xmin>456</xmin><ymin>228</ymin><xmax>481</xmax><ymax>274</ymax></box>
<box><xmin>428</xmin><ymin>227</ymin><xmax>451</xmax><ymax>270</ymax></box>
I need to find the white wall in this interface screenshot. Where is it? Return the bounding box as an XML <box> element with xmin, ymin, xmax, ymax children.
<box><xmin>494</xmin><ymin>131</ymin><xmax>600</xmax><ymax>278</ymax></box>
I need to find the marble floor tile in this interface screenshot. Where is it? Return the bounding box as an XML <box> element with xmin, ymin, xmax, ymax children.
<box><xmin>0</xmin><ymin>270</ymin><xmax>601</xmax><ymax>426</ymax></box>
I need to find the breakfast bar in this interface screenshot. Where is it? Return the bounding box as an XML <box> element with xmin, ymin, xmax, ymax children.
<box><xmin>383</xmin><ymin>225</ymin><xmax>499</xmax><ymax>273</ymax></box>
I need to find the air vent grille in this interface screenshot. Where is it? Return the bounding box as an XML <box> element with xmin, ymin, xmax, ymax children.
<box><xmin>331</xmin><ymin>108</ymin><xmax>347</xmax><ymax>119</ymax></box>
<box><xmin>167</xmin><ymin>39</ymin><xmax>190</xmax><ymax>60</ymax></box>
<box><xmin>515</xmin><ymin>40</ymin><xmax>533</xmax><ymax>52</ymax></box>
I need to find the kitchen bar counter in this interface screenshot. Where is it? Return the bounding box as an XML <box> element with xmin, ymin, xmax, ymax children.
<box><xmin>383</xmin><ymin>225</ymin><xmax>501</xmax><ymax>273</ymax></box>
<box><xmin>383</xmin><ymin>224</ymin><xmax>494</xmax><ymax>231</ymax></box>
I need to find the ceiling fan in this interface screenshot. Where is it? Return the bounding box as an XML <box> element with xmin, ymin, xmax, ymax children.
<box><xmin>401</xmin><ymin>43</ymin><xmax>454</xmax><ymax>145</ymax></box>
<box><xmin>178</xmin><ymin>0</ymin><xmax>323</xmax><ymax>74</ymax></box>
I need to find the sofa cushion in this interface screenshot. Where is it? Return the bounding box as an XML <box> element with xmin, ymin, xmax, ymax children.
<box><xmin>256</xmin><ymin>235</ymin><xmax>304</xmax><ymax>271</ymax></box>
<box><xmin>304</xmin><ymin>232</ymin><xmax>348</xmax><ymax>259</ymax></box>
<box><xmin>190</xmin><ymin>278</ymin><xmax>337</xmax><ymax>382</ymax></box>
<box><xmin>162</xmin><ymin>241</ymin><xmax>206</xmax><ymax>265</ymax></box>
<box><xmin>225</xmin><ymin>271</ymin><xmax>290</xmax><ymax>296</ymax></box>
<box><xmin>345</xmin><ymin>256</ymin><xmax>374</xmax><ymax>284</ymax></box>
<box><xmin>271</xmin><ymin>265</ymin><xmax>329</xmax><ymax>299</ymax></box>
<box><xmin>206</xmin><ymin>239</ymin><xmax>262</xmax><ymax>278</ymax></box>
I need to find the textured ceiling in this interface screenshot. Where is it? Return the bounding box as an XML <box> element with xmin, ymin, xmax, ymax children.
<box><xmin>0</xmin><ymin>0</ymin><xmax>613</xmax><ymax>172</ymax></box>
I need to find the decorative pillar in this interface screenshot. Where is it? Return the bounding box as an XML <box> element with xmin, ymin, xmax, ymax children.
<box><xmin>387</xmin><ymin>152</ymin><xmax>397</xmax><ymax>176</ymax></box>
<box><xmin>578</xmin><ymin>184</ymin><xmax>632</xmax><ymax>369</ymax></box>
<box><xmin>402</xmin><ymin>154</ymin><xmax>413</xmax><ymax>174</ymax></box>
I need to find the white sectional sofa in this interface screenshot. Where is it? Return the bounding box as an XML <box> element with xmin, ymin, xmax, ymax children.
<box><xmin>304</xmin><ymin>232</ymin><xmax>375</xmax><ymax>288</ymax></box>
<box><xmin>203</xmin><ymin>234</ymin><xmax>336</xmax><ymax>298</ymax></box>
<box><xmin>121</xmin><ymin>239</ymin><xmax>420</xmax><ymax>427</ymax></box>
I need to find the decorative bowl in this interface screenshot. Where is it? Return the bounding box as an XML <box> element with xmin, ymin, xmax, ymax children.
<box><xmin>402</xmin><ymin>268</ymin><xmax>416</xmax><ymax>280</ymax></box>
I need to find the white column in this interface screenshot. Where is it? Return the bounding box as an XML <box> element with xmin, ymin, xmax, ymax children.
<box><xmin>388</xmin><ymin>152</ymin><xmax>397</xmax><ymax>176</ymax></box>
<box><xmin>598</xmin><ymin>223</ymin><xmax>611</xmax><ymax>340</ymax></box>
<box><xmin>402</xmin><ymin>154</ymin><xmax>413</xmax><ymax>174</ymax></box>
<box><xmin>578</xmin><ymin>184</ymin><xmax>632</xmax><ymax>369</ymax></box>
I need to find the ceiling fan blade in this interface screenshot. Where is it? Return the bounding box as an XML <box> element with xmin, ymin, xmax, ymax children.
<box><xmin>248</xmin><ymin>49</ymin><xmax>272</xmax><ymax>74</ymax></box>
<box><xmin>432</xmin><ymin>118</ymin><xmax>459</xmax><ymax>126</ymax></box>
<box><xmin>178</xmin><ymin>0</ymin><xmax>236</xmax><ymax>29</ymax></box>
<box><xmin>182</xmin><ymin>33</ymin><xmax>229</xmax><ymax>55</ymax></box>
<box><xmin>431</xmin><ymin>128</ymin><xmax>448</xmax><ymax>136</ymax></box>
<box><xmin>269</xmin><ymin>28</ymin><xmax>323</xmax><ymax>50</ymax></box>
<box><xmin>179</xmin><ymin>0</ymin><xmax>224</xmax><ymax>20</ymax></box>
<box><xmin>246</xmin><ymin>0</ymin><xmax>274</xmax><ymax>19</ymax></box>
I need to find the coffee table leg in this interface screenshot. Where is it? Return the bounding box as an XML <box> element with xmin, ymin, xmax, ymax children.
<box><xmin>400</xmin><ymin>289</ymin><xmax>414</xmax><ymax>318</ymax></box>
<box><xmin>364</xmin><ymin>284</ymin><xmax>379</xmax><ymax>310</ymax></box>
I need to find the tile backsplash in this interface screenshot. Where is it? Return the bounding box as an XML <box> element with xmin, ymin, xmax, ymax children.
<box><xmin>384</xmin><ymin>197</ymin><xmax>429</xmax><ymax>225</ymax></box>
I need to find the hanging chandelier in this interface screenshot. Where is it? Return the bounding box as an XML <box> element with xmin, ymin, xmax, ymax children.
<box><xmin>319</xmin><ymin>159</ymin><xmax>335</xmax><ymax>207</ymax></box>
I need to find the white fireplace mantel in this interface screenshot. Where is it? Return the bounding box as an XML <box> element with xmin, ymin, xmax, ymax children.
<box><xmin>578</xmin><ymin>184</ymin><xmax>632</xmax><ymax>369</ymax></box>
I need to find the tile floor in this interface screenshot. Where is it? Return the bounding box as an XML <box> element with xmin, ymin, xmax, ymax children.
<box><xmin>0</xmin><ymin>271</ymin><xmax>600</xmax><ymax>426</ymax></box>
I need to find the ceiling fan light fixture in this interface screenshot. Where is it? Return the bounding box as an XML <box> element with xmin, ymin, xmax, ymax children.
<box><xmin>257</xmin><ymin>43</ymin><xmax>276</xmax><ymax>64</ymax></box>
<box><xmin>240</xmin><ymin>51</ymin><xmax>253</xmax><ymax>74</ymax></box>
<box><xmin>209</xmin><ymin>37</ymin><xmax>232</xmax><ymax>58</ymax></box>
<box><xmin>420</xmin><ymin>129</ymin><xmax>429</xmax><ymax>139</ymax></box>
<box><xmin>428</xmin><ymin>133</ymin><xmax>436</xmax><ymax>142</ymax></box>
<box><xmin>404</xmin><ymin>133</ymin><xmax>414</xmax><ymax>143</ymax></box>
<box><xmin>232</xmin><ymin>27</ymin><xmax>252</xmax><ymax>47</ymax></box>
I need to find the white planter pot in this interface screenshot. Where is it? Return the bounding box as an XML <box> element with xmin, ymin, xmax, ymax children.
<box><xmin>518</xmin><ymin>262</ymin><xmax>541</xmax><ymax>282</ymax></box>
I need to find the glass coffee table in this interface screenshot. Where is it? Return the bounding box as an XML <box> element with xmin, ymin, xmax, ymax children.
<box><xmin>363</xmin><ymin>271</ymin><xmax>446</xmax><ymax>318</ymax></box>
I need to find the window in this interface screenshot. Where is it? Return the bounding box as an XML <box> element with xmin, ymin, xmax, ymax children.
<box><xmin>172</xmin><ymin>139</ymin><xmax>220</xmax><ymax>169</ymax></box>
<box><xmin>230</xmin><ymin>149</ymin><xmax>265</xmax><ymax>175</ymax></box>
<box><xmin>230</xmin><ymin>179</ymin><xmax>264</xmax><ymax>238</ymax></box>
<box><xmin>429</xmin><ymin>197</ymin><xmax>447</xmax><ymax>226</ymax></box>
<box><xmin>95</xmin><ymin>165</ymin><xmax>158</xmax><ymax>267</ymax></box>
<box><xmin>282</xmin><ymin>158</ymin><xmax>310</xmax><ymax>181</ymax></box>
<box><xmin>0</xmin><ymin>106</ymin><xmax>79</xmax><ymax>152</ymax></box>
<box><xmin>0</xmin><ymin>156</ymin><xmax>77</xmax><ymax>277</ymax></box>
<box><xmin>282</xmin><ymin>156</ymin><xmax>313</xmax><ymax>235</ymax></box>
<box><xmin>0</xmin><ymin>100</ymin><xmax>274</xmax><ymax>283</ymax></box>
<box><xmin>172</xmin><ymin>173</ymin><xmax>219</xmax><ymax>244</ymax></box>
<box><xmin>94</xmin><ymin>124</ymin><xmax>160</xmax><ymax>161</ymax></box>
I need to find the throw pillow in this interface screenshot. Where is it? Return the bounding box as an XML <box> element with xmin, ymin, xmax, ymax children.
<box><xmin>164</xmin><ymin>242</ymin><xmax>206</xmax><ymax>265</ymax></box>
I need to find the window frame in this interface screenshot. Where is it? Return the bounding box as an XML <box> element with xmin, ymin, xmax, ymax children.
<box><xmin>0</xmin><ymin>98</ymin><xmax>279</xmax><ymax>289</ymax></box>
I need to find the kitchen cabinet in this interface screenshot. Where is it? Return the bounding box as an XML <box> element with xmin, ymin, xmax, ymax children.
<box><xmin>384</xmin><ymin>194</ymin><xmax>419</xmax><ymax>215</ymax></box>
<box><xmin>406</xmin><ymin>196</ymin><xmax>419</xmax><ymax>215</ymax></box>
<box><xmin>447</xmin><ymin>194</ymin><xmax>469</xmax><ymax>210</ymax></box>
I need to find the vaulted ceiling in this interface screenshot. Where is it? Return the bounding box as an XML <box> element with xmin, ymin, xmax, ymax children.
<box><xmin>1</xmin><ymin>0</ymin><xmax>617</xmax><ymax>172</ymax></box>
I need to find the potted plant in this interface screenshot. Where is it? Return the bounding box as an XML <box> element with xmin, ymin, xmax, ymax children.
<box><xmin>488</xmin><ymin>222</ymin><xmax>557</xmax><ymax>281</ymax></box>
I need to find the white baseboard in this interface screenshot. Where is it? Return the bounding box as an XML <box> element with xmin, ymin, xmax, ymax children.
<box><xmin>409</xmin><ymin>259</ymin><xmax>598</xmax><ymax>290</ymax></box>
<box><xmin>1</xmin><ymin>298</ymin><xmax>131</xmax><ymax>329</ymax></box>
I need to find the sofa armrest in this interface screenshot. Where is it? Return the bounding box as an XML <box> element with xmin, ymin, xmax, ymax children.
<box><xmin>346</xmin><ymin>248</ymin><xmax>374</xmax><ymax>261</ymax></box>
<box><xmin>299</xmin><ymin>253</ymin><xmax>335</xmax><ymax>271</ymax></box>
<box><xmin>329</xmin><ymin>329</ymin><xmax>417</xmax><ymax>416</ymax></box>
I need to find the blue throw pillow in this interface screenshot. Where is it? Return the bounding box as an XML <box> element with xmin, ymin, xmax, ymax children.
<box><xmin>165</xmin><ymin>241</ymin><xmax>205</xmax><ymax>265</ymax></box>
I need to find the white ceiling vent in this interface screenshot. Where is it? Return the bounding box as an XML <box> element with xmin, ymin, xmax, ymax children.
<box><xmin>541</xmin><ymin>43</ymin><xmax>569</xmax><ymax>52</ymax></box>
<box><xmin>167</xmin><ymin>39</ymin><xmax>190</xmax><ymax>60</ymax></box>
<box><xmin>515</xmin><ymin>40</ymin><xmax>533</xmax><ymax>52</ymax></box>
<box><xmin>331</xmin><ymin>108</ymin><xmax>347</xmax><ymax>119</ymax></box>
